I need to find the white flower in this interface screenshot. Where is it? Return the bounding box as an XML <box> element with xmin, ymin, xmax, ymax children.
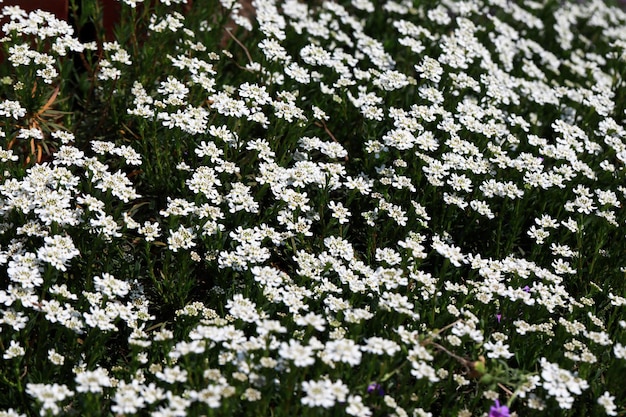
<box><xmin>83</xmin><ymin>305</ymin><xmax>117</xmax><ymax>332</ymax></box>
<box><xmin>301</xmin><ymin>379</ymin><xmax>348</xmax><ymax>409</ymax></box>
<box><xmin>0</xmin><ymin>408</ymin><xmax>26</xmax><ymax>417</ymax></box>
<box><xmin>540</xmin><ymin>358</ymin><xmax>589</xmax><ymax>409</ymax></box>
<box><xmin>279</xmin><ymin>340</ymin><xmax>316</xmax><ymax>367</ymax></box>
<box><xmin>362</xmin><ymin>337</ymin><xmax>401</xmax><ymax>356</ymax></box>
<box><xmin>48</xmin><ymin>349</ymin><xmax>65</xmax><ymax>365</ymax></box>
<box><xmin>285</xmin><ymin>62</ymin><xmax>311</xmax><ymax>84</ymax></box>
<box><xmin>483</xmin><ymin>340</ymin><xmax>514</xmax><ymax>359</ymax></box>
<box><xmin>346</xmin><ymin>395</ymin><xmax>372</xmax><ymax>417</ymax></box>
<box><xmin>7</xmin><ymin>253</ymin><xmax>43</xmax><ymax>288</ymax></box>
<box><xmin>0</xmin><ymin>99</ymin><xmax>27</xmax><ymax>119</ymax></box>
<box><xmin>375</xmin><ymin>247</ymin><xmax>402</xmax><ymax>266</ymax></box>
<box><xmin>226</xmin><ymin>183</ymin><xmax>259</xmax><ymax>213</ymax></box>
<box><xmin>328</xmin><ymin>201</ymin><xmax>351</xmax><ymax>224</ymax></box>
<box><xmin>26</xmin><ymin>383</ymin><xmax>74</xmax><ymax>416</ymax></box>
<box><xmin>597</xmin><ymin>391</ymin><xmax>618</xmax><ymax>416</ymax></box>
<box><xmin>324</xmin><ymin>236</ymin><xmax>354</xmax><ymax>261</ymax></box>
<box><xmin>323</xmin><ymin>338</ymin><xmax>362</xmax><ymax>365</ymax></box>
<box><xmin>3</xmin><ymin>340</ymin><xmax>25</xmax><ymax>359</ymax></box>
<box><xmin>226</xmin><ymin>294</ymin><xmax>260</xmax><ymax>323</ymax></box>
<box><xmin>432</xmin><ymin>235</ymin><xmax>466</xmax><ymax>267</ymax></box>
<box><xmin>111</xmin><ymin>381</ymin><xmax>145</xmax><ymax>414</ymax></box>
<box><xmin>121</xmin><ymin>0</ymin><xmax>144</xmax><ymax>8</ymax></box>
<box><xmin>410</xmin><ymin>361</ymin><xmax>440</xmax><ymax>382</ymax></box>
<box><xmin>138</xmin><ymin>221</ymin><xmax>161</xmax><ymax>242</ymax></box>
<box><xmin>301</xmin><ymin>380</ymin><xmax>335</xmax><ymax>408</ymax></box>
<box><xmin>93</xmin><ymin>273</ymin><xmax>130</xmax><ymax>298</ymax></box>
<box><xmin>36</xmin><ymin>235</ymin><xmax>80</xmax><ymax>272</ymax></box>
<box><xmin>75</xmin><ymin>368</ymin><xmax>112</xmax><ymax>393</ymax></box>
<box><xmin>167</xmin><ymin>225</ymin><xmax>196</xmax><ymax>252</ymax></box>
<box><xmin>294</xmin><ymin>312</ymin><xmax>327</xmax><ymax>332</ymax></box>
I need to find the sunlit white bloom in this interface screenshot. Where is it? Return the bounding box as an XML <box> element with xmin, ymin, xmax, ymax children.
<box><xmin>48</xmin><ymin>349</ymin><xmax>65</xmax><ymax>366</ymax></box>
<box><xmin>3</xmin><ymin>340</ymin><xmax>25</xmax><ymax>359</ymax></box>
<box><xmin>279</xmin><ymin>339</ymin><xmax>317</xmax><ymax>367</ymax></box>
<box><xmin>410</xmin><ymin>360</ymin><xmax>440</xmax><ymax>382</ymax></box>
<box><xmin>209</xmin><ymin>91</ymin><xmax>250</xmax><ymax>118</ymax></box>
<box><xmin>323</xmin><ymin>338</ymin><xmax>362</xmax><ymax>365</ymax></box>
<box><xmin>258</xmin><ymin>38</ymin><xmax>290</xmax><ymax>62</ymax></box>
<box><xmin>415</xmin><ymin>56</ymin><xmax>443</xmax><ymax>83</ymax></box>
<box><xmin>382</xmin><ymin>128</ymin><xmax>416</xmax><ymax>151</ymax></box>
<box><xmin>0</xmin><ymin>100</ymin><xmax>26</xmax><ymax>119</ymax></box>
<box><xmin>111</xmin><ymin>381</ymin><xmax>145</xmax><ymax>414</ymax></box>
<box><xmin>301</xmin><ymin>379</ymin><xmax>348</xmax><ymax>408</ymax></box>
<box><xmin>93</xmin><ymin>273</ymin><xmax>130</xmax><ymax>298</ymax></box>
<box><xmin>362</xmin><ymin>337</ymin><xmax>401</xmax><ymax>356</ymax></box>
<box><xmin>36</xmin><ymin>235</ymin><xmax>79</xmax><ymax>272</ymax></box>
<box><xmin>294</xmin><ymin>312</ymin><xmax>327</xmax><ymax>332</ymax></box>
<box><xmin>324</xmin><ymin>236</ymin><xmax>354</xmax><ymax>260</ymax></box>
<box><xmin>138</xmin><ymin>221</ymin><xmax>161</xmax><ymax>242</ymax></box>
<box><xmin>94</xmin><ymin>170</ymin><xmax>140</xmax><ymax>203</ymax></box>
<box><xmin>527</xmin><ymin>225</ymin><xmax>549</xmax><ymax>245</ymax></box>
<box><xmin>373</xmin><ymin>70</ymin><xmax>410</xmax><ymax>90</ymax></box>
<box><xmin>346</xmin><ymin>395</ymin><xmax>372</xmax><ymax>417</ymax></box>
<box><xmin>89</xmin><ymin>212</ymin><xmax>122</xmax><ymax>240</ymax></box>
<box><xmin>75</xmin><ymin>368</ymin><xmax>112</xmax><ymax>393</ymax></box>
<box><xmin>285</xmin><ymin>62</ymin><xmax>311</xmax><ymax>84</ymax></box>
<box><xmin>167</xmin><ymin>225</ymin><xmax>196</xmax><ymax>252</ymax></box>
<box><xmin>226</xmin><ymin>294</ymin><xmax>260</xmax><ymax>323</ymax></box>
<box><xmin>483</xmin><ymin>340</ymin><xmax>514</xmax><ymax>359</ymax></box>
<box><xmin>597</xmin><ymin>391</ymin><xmax>618</xmax><ymax>416</ymax></box>
<box><xmin>111</xmin><ymin>145</ymin><xmax>142</xmax><ymax>165</ymax></box>
<box><xmin>470</xmin><ymin>199</ymin><xmax>494</xmax><ymax>219</ymax></box>
<box><xmin>120</xmin><ymin>0</ymin><xmax>144</xmax><ymax>8</ymax></box>
<box><xmin>26</xmin><ymin>383</ymin><xmax>74</xmax><ymax>416</ymax></box>
<box><xmin>97</xmin><ymin>60</ymin><xmax>121</xmax><ymax>80</ymax></box>
<box><xmin>328</xmin><ymin>201</ymin><xmax>351</xmax><ymax>224</ymax></box>
<box><xmin>83</xmin><ymin>305</ymin><xmax>117</xmax><ymax>332</ymax></box>
<box><xmin>432</xmin><ymin>234</ymin><xmax>466</xmax><ymax>267</ymax></box>
<box><xmin>18</xmin><ymin>127</ymin><xmax>44</xmax><ymax>140</ymax></box>
<box><xmin>226</xmin><ymin>183</ymin><xmax>259</xmax><ymax>213</ymax></box>
<box><xmin>540</xmin><ymin>357</ymin><xmax>589</xmax><ymax>409</ymax></box>
<box><xmin>375</xmin><ymin>247</ymin><xmax>402</xmax><ymax>266</ymax></box>
<box><xmin>149</xmin><ymin>11</ymin><xmax>185</xmax><ymax>33</ymax></box>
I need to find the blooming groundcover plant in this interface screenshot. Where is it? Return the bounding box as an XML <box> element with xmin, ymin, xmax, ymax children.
<box><xmin>1</xmin><ymin>0</ymin><xmax>626</xmax><ymax>415</ymax></box>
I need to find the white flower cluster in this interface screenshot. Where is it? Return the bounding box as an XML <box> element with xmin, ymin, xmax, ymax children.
<box><xmin>1</xmin><ymin>0</ymin><xmax>626</xmax><ymax>415</ymax></box>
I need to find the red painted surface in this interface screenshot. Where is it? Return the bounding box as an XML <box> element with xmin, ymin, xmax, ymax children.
<box><xmin>101</xmin><ymin>0</ymin><xmax>121</xmax><ymax>41</ymax></box>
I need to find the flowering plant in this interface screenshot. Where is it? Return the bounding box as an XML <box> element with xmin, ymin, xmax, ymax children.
<box><xmin>1</xmin><ymin>0</ymin><xmax>625</xmax><ymax>416</ymax></box>
<box><xmin>489</xmin><ymin>400</ymin><xmax>509</xmax><ymax>417</ymax></box>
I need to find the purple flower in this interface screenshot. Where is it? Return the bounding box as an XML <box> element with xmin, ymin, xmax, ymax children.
<box><xmin>522</xmin><ymin>285</ymin><xmax>530</xmax><ymax>292</ymax></box>
<box><xmin>489</xmin><ymin>400</ymin><xmax>510</xmax><ymax>417</ymax></box>
<box><xmin>367</xmin><ymin>382</ymin><xmax>384</xmax><ymax>396</ymax></box>
<box><xmin>496</xmin><ymin>313</ymin><xmax>502</xmax><ymax>323</ymax></box>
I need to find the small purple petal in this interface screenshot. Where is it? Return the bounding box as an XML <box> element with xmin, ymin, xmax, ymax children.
<box><xmin>366</xmin><ymin>383</ymin><xmax>384</xmax><ymax>396</ymax></box>
<box><xmin>489</xmin><ymin>400</ymin><xmax>510</xmax><ymax>417</ymax></box>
